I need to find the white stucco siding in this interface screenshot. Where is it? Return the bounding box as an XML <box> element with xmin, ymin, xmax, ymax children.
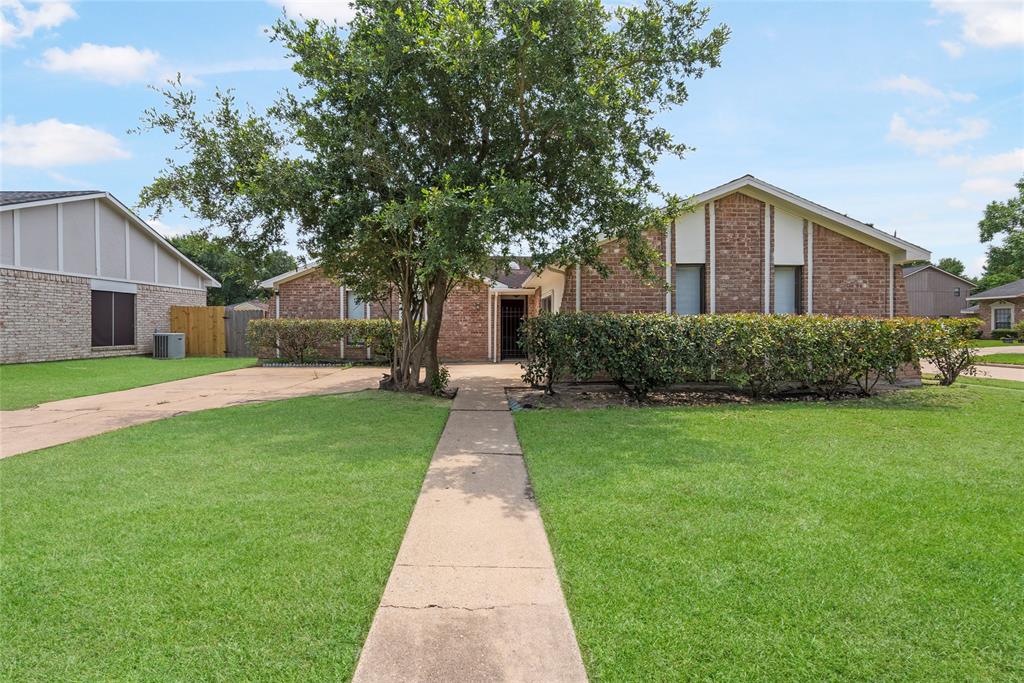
<box><xmin>531</xmin><ymin>268</ymin><xmax>566</xmax><ymax>312</ymax></box>
<box><xmin>157</xmin><ymin>247</ymin><xmax>179</xmax><ymax>285</ymax></box>
<box><xmin>129</xmin><ymin>224</ymin><xmax>156</xmax><ymax>281</ymax></box>
<box><xmin>62</xmin><ymin>200</ymin><xmax>97</xmax><ymax>275</ymax></box>
<box><xmin>19</xmin><ymin>205</ymin><xmax>60</xmax><ymax>271</ymax></box>
<box><xmin>674</xmin><ymin>206</ymin><xmax>706</xmax><ymax>264</ymax></box>
<box><xmin>774</xmin><ymin>208</ymin><xmax>804</xmax><ymax>266</ymax></box>
<box><xmin>180</xmin><ymin>268</ymin><xmax>202</xmax><ymax>289</ymax></box>
<box><xmin>0</xmin><ymin>212</ymin><xmax>14</xmax><ymax>265</ymax></box>
<box><xmin>98</xmin><ymin>201</ymin><xmax>127</xmax><ymax>279</ymax></box>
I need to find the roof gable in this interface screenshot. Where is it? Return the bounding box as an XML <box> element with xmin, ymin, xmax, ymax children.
<box><xmin>0</xmin><ymin>191</ymin><xmax>220</xmax><ymax>287</ymax></box>
<box><xmin>967</xmin><ymin>277</ymin><xmax>1024</xmax><ymax>301</ymax></box>
<box><xmin>687</xmin><ymin>175</ymin><xmax>930</xmax><ymax>262</ymax></box>
<box><xmin>901</xmin><ymin>263</ymin><xmax>976</xmax><ymax>286</ymax></box>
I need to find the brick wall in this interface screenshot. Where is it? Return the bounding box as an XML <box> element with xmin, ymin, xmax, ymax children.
<box><xmin>0</xmin><ymin>267</ymin><xmax>205</xmax><ymax>364</ymax></box>
<box><xmin>565</xmin><ymin>231</ymin><xmax>666</xmax><ymax>314</ymax></box>
<box><xmin>811</xmin><ymin>224</ymin><xmax>903</xmax><ymax>317</ymax></box>
<box><xmin>714</xmin><ymin>192</ymin><xmax>765</xmax><ymax>313</ymax></box>
<box><xmin>977</xmin><ymin>299</ymin><xmax>1023</xmax><ymax>338</ymax></box>
<box><xmin>274</xmin><ymin>268</ymin><xmax>493</xmax><ymax>361</ymax></box>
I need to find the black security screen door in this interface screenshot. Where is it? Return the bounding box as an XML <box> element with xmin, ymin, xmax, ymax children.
<box><xmin>500</xmin><ymin>298</ymin><xmax>527</xmax><ymax>360</ymax></box>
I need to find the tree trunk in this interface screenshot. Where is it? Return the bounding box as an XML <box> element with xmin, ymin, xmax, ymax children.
<box><xmin>418</xmin><ymin>273</ymin><xmax>449</xmax><ymax>390</ymax></box>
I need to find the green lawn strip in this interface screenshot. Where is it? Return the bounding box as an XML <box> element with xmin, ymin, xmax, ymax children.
<box><xmin>517</xmin><ymin>386</ymin><xmax>1024</xmax><ymax>681</ymax></box>
<box><xmin>976</xmin><ymin>353</ymin><xmax>1024</xmax><ymax>365</ymax></box>
<box><xmin>1</xmin><ymin>391</ymin><xmax>449</xmax><ymax>682</ymax></box>
<box><xmin>0</xmin><ymin>356</ymin><xmax>257</xmax><ymax>410</ymax></box>
<box><xmin>970</xmin><ymin>339</ymin><xmax>1021</xmax><ymax>348</ymax></box>
<box><xmin>955</xmin><ymin>376</ymin><xmax>1024</xmax><ymax>390</ymax></box>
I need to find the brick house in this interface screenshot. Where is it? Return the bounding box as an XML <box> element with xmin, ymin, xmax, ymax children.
<box><xmin>1</xmin><ymin>191</ymin><xmax>219</xmax><ymax>364</ymax></box>
<box><xmin>966</xmin><ymin>277</ymin><xmax>1024</xmax><ymax>338</ymax></box>
<box><xmin>260</xmin><ymin>175</ymin><xmax>930</xmax><ymax>362</ymax></box>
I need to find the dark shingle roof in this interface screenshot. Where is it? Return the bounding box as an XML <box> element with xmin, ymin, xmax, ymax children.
<box><xmin>967</xmin><ymin>277</ymin><xmax>1024</xmax><ymax>301</ymax></box>
<box><xmin>489</xmin><ymin>257</ymin><xmax>533</xmax><ymax>288</ymax></box>
<box><xmin>0</xmin><ymin>190</ymin><xmax>102</xmax><ymax>206</ymax></box>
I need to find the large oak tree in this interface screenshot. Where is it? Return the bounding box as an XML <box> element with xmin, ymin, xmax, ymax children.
<box><xmin>138</xmin><ymin>0</ymin><xmax>728</xmax><ymax>390</ymax></box>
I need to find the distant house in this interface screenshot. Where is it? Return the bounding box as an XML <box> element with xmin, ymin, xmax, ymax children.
<box><xmin>901</xmin><ymin>264</ymin><xmax>974</xmax><ymax>318</ymax></box>
<box><xmin>966</xmin><ymin>277</ymin><xmax>1024</xmax><ymax>338</ymax></box>
<box><xmin>1</xmin><ymin>191</ymin><xmax>220</xmax><ymax>364</ymax></box>
<box><xmin>225</xmin><ymin>300</ymin><xmax>269</xmax><ymax>314</ymax></box>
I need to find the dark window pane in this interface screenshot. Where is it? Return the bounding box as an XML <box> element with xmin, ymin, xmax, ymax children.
<box><xmin>113</xmin><ymin>293</ymin><xmax>135</xmax><ymax>346</ymax></box>
<box><xmin>91</xmin><ymin>290</ymin><xmax>113</xmax><ymax>347</ymax></box>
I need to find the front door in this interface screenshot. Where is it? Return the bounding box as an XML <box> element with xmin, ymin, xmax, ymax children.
<box><xmin>500</xmin><ymin>298</ymin><xmax>527</xmax><ymax>360</ymax></box>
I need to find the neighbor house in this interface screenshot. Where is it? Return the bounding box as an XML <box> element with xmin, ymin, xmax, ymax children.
<box><xmin>966</xmin><ymin>277</ymin><xmax>1024</xmax><ymax>338</ymax></box>
<box><xmin>0</xmin><ymin>191</ymin><xmax>219</xmax><ymax>364</ymax></box>
<box><xmin>901</xmin><ymin>263</ymin><xmax>975</xmax><ymax>318</ymax></box>
<box><xmin>260</xmin><ymin>175</ymin><xmax>930</xmax><ymax>362</ymax></box>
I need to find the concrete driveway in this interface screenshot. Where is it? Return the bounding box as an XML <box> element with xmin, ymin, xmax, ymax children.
<box><xmin>0</xmin><ymin>365</ymin><xmax>386</xmax><ymax>458</ymax></box>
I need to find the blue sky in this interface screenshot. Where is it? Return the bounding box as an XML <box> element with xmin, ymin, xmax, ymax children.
<box><xmin>2</xmin><ymin>0</ymin><xmax>1022</xmax><ymax>276</ymax></box>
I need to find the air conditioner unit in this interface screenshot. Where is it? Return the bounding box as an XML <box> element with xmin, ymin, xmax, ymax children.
<box><xmin>153</xmin><ymin>332</ymin><xmax>186</xmax><ymax>359</ymax></box>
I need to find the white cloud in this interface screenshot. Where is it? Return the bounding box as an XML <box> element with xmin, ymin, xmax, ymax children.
<box><xmin>946</xmin><ymin>196</ymin><xmax>971</xmax><ymax>209</ymax></box>
<box><xmin>39</xmin><ymin>43</ymin><xmax>160</xmax><ymax>84</ymax></box>
<box><xmin>887</xmin><ymin>114</ymin><xmax>989</xmax><ymax>153</ymax></box>
<box><xmin>149</xmin><ymin>218</ymin><xmax>189</xmax><ymax>238</ymax></box>
<box><xmin>961</xmin><ymin>177</ymin><xmax>1015</xmax><ymax>196</ymax></box>
<box><xmin>939</xmin><ymin>40</ymin><xmax>964</xmax><ymax>57</ymax></box>
<box><xmin>0</xmin><ymin>117</ymin><xmax>131</xmax><ymax>167</ymax></box>
<box><xmin>269</xmin><ymin>0</ymin><xmax>356</xmax><ymax>23</ymax></box>
<box><xmin>878</xmin><ymin>74</ymin><xmax>975</xmax><ymax>103</ymax></box>
<box><xmin>968</xmin><ymin>148</ymin><xmax>1024</xmax><ymax>175</ymax></box>
<box><xmin>0</xmin><ymin>0</ymin><xmax>76</xmax><ymax>46</ymax></box>
<box><xmin>932</xmin><ymin>1</ymin><xmax>1024</xmax><ymax>48</ymax></box>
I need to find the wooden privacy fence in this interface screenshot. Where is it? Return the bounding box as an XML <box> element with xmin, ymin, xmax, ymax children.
<box><xmin>225</xmin><ymin>308</ymin><xmax>263</xmax><ymax>357</ymax></box>
<box><xmin>170</xmin><ymin>305</ymin><xmax>225</xmax><ymax>357</ymax></box>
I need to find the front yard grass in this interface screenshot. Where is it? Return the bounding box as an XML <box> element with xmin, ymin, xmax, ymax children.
<box><xmin>0</xmin><ymin>356</ymin><xmax>257</xmax><ymax>410</ymax></box>
<box><xmin>1</xmin><ymin>391</ymin><xmax>449</xmax><ymax>682</ymax></box>
<box><xmin>977</xmin><ymin>352</ymin><xmax>1024</xmax><ymax>365</ymax></box>
<box><xmin>516</xmin><ymin>385</ymin><xmax>1024</xmax><ymax>681</ymax></box>
<box><xmin>970</xmin><ymin>338</ymin><xmax>1018</xmax><ymax>347</ymax></box>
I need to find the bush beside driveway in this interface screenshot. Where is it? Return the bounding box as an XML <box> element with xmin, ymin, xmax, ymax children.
<box><xmin>516</xmin><ymin>385</ymin><xmax>1024</xmax><ymax>681</ymax></box>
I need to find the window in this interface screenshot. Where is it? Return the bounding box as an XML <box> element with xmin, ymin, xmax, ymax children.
<box><xmin>674</xmin><ymin>264</ymin><xmax>705</xmax><ymax>315</ymax></box>
<box><xmin>774</xmin><ymin>266</ymin><xmax>803</xmax><ymax>314</ymax></box>
<box><xmin>993</xmin><ymin>306</ymin><xmax>1013</xmax><ymax>330</ymax></box>
<box><xmin>954</xmin><ymin>287</ymin><xmax>961</xmax><ymax>297</ymax></box>
<box><xmin>91</xmin><ymin>290</ymin><xmax>135</xmax><ymax>347</ymax></box>
<box><xmin>541</xmin><ymin>294</ymin><xmax>553</xmax><ymax>313</ymax></box>
<box><xmin>346</xmin><ymin>291</ymin><xmax>366</xmax><ymax>319</ymax></box>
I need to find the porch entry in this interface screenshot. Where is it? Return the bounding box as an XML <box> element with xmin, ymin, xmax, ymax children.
<box><xmin>499</xmin><ymin>297</ymin><xmax>527</xmax><ymax>360</ymax></box>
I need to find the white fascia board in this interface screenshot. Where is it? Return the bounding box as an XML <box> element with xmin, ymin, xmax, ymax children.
<box><xmin>966</xmin><ymin>293</ymin><xmax>1024</xmax><ymax>302</ymax></box>
<box><xmin>685</xmin><ymin>175</ymin><xmax>931</xmax><ymax>262</ymax></box>
<box><xmin>259</xmin><ymin>260</ymin><xmax>322</xmax><ymax>290</ymax></box>
<box><xmin>0</xmin><ymin>193</ymin><xmax>107</xmax><ymax>211</ymax></box>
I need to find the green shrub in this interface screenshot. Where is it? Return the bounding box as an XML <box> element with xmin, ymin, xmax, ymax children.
<box><xmin>520</xmin><ymin>313</ymin><xmax>938</xmax><ymax>400</ymax></box>
<box><xmin>920</xmin><ymin>318</ymin><xmax>979</xmax><ymax>386</ymax></box>
<box><xmin>247</xmin><ymin>318</ymin><xmax>399</xmax><ymax>363</ymax></box>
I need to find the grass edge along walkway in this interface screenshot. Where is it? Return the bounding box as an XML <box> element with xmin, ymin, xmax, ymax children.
<box><xmin>516</xmin><ymin>385</ymin><xmax>1024</xmax><ymax>681</ymax></box>
<box><xmin>1</xmin><ymin>391</ymin><xmax>449</xmax><ymax>682</ymax></box>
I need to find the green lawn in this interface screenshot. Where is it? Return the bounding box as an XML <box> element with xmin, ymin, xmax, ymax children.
<box><xmin>1</xmin><ymin>391</ymin><xmax>449</xmax><ymax>682</ymax></box>
<box><xmin>956</xmin><ymin>376</ymin><xmax>1024</xmax><ymax>390</ymax></box>
<box><xmin>970</xmin><ymin>339</ymin><xmax>1019</xmax><ymax>348</ymax></box>
<box><xmin>516</xmin><ymin>386</ymin><xmax>1024</xmax><ymax>681</ymax></box>
<box><xmin>977</xmin><ymin>353</ymin><xmax>1024</xmax><ymax>365</ymax></box>
<box><xmin>0</xmin><ymin>356</ymin><xmax>257</xmax><ymax>410</ymax></box>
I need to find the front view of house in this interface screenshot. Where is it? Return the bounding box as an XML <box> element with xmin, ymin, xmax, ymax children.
<box><xmin>261</xmin><ymin>175</ymin><xmax>930</xmax><ymax>362</ymax></box>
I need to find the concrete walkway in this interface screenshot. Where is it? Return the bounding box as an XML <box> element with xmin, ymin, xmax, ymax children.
<box><xmin>0</xmin><ymin>365</ymin><xmax>384</xmax><ymax>458</ymax></box>
<box><xmin>352</xmin><ymin>368</ymin><xmax>587</xmax><ymax>682</ymax></box>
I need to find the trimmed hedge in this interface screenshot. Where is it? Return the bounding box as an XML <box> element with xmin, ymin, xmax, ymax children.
<box><xmin>247</xmin><ymin>318</ymin><xmax>399</xmax><ymax>363</ymax></box>
<box><xmin>521</xmin><ymin>313</ymin><xmax>979</xmax><ymax>400</ymax></box>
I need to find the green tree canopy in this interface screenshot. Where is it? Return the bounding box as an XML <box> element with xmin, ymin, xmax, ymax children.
<box><xmin>170</xmin><ymin>231</ymin><xmax>297</xmax><ymax>306</ymax></box>
<box><xmin>975</xmin><ymin>175</ymin><xmax>1024</xmax><ymax>292</ymax></box>
<box><xmin>137</xmin><ymin>0</ymin><xmax>729</xmax><ymax>390</ymax></box>
<box><xmin>936</xmin><ymin>257</ymin><xmax>966</xmax><ymax>277</ymax></box>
